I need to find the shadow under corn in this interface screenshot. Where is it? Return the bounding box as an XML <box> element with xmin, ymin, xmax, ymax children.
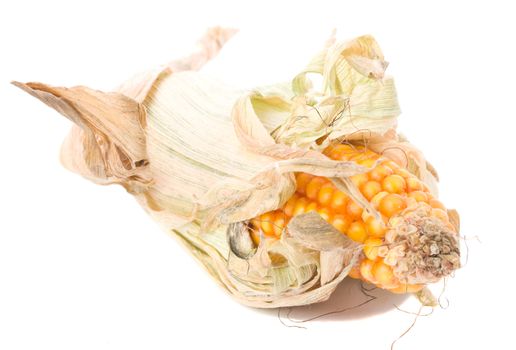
<box><xmin>251</xmin><ymin>278</ymin><xmax>409</xmax><ymax>322</ymax></box>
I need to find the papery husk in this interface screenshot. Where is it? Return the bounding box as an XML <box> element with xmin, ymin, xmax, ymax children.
<box><xmin>14</xmin><ymin>28</ymin><xmax>446</xmax><ymax>308</ymax></box>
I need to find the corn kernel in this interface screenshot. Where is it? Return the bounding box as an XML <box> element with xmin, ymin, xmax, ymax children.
<box><xmin>305</xmin><ymin>201</ymin><xmax>318</xmax><ymax>213</ymax></box>
<box><xmin>295</xmin><ymin>173</ymin><xmax>313</xmax><ymax>195</ymax></box>
<box><xmin>372</xmin><ymin>260</ymin><xmax>398</xmax><ymax>288</ymax></box>
<box><xmin>306</xmin><ymin>177</ymin><xmax>326</xmax><ymax>200</ymax></box>
<box><xmin>348</xmin><ymin>264</ymin><xmax>361</xmax><ymax>279</ymax></box>
<box><xmin>346</xmin><ymin>200</ymin><xmax>363</xmax><ymax>219</ymax></box>
<box><xmin>364</xmin><ymin>237</ymin><xmax>383</xmax><ymax>260</ymax></box>
<box><xmin>250</xmin><ymin>229</ymin><xmax>261</xmax><ymax>246</ymax></box>
<box><xmin>408</xmin><ymin>190</ymin><xmax>428</xmax><ymax>202</ymax></box>
<box><xmin>382</xmin><ymin>174</ymin><xmax>406</xmax><ymax>194</ymax></box>
<box><xmin>360</xmin><ymin>259</ymin><xmax>377</xmax><ymax>283</ymax></box>
<box><xmin>331</xmin><ymin>214</ymin><xmax>351</xmax><ymax>233</ymax></box>
<box><xmin>329</xmin><ymin>144</ymin><xmax>356</xmax><ymax>160</ymax></box>
<box><xmin>283</xmin><ymin>193</ymin><xmax>300</xmax><ymax>216</ymax></box>
<box><xmin>360</xmin><ymin>180</ymin><xmax>382</xmax><ymax>200</ymax></box>
<box><xmin>357</xmin><ymin>158</ymin><xmax>376</xmax><ymax>168</ymax></box>
<box><xmin>371</xmin><ymin>191</ymin><xmax>389</xmax><ymax>209</ymax></box>
<box><xmin>293</xmin><ymin>197</ymin><xmax>309</xmax><ymax>216</ymax></box>
<box><xmin>394</xmin><ymin>167</ymin><xmax>412</xmax><ymax>178</ymax></box>
<box><xmin>259</xmin><ymin>212</ymin><xmax>275</xmax><ymax>236</ymax></box>
<box><xmin>317</xmin><ymin>182</ymin><xmax>334</xmax><ymax>206</ymax></box>
<box><xmin>330</xmin><ymin>191</ymin><xmax>348</xmax><ymax>212</ymax></box>
<box><xmin>351</xmin><ymin>173</ymin><xmax>369</xmax><ymax>188</ymax></box>
<box><xmin>365</xmin><ymin>215</ymin><xmax>386</xmax><ymax>237</ymax></box>
<box><xmin>347</xmin><ymin>221</ymin><xmax>368</xmax><ymax>243</ymax></box>
<box><xmin>379</xmin><ymin>194</ymin><xmax>406</xmax><ymax>217</ymax></box>
<box><xmin>406</xmin><ymin>177</ymin><xmax>424</xmax><ymax>191</ymax></box>
<box><xmin>369</xmin><ymin>164</ymin><xmax>394</xmax><ymax>182</ymax></box>
<box><xmin>317</xmin><ymin>207</ymin><xmax>332</xmax><ymax>221</ymax></box>
<box><xmin>273</xmin><ymin>213</ymin><xmax>286</xmax><ymax>237</ymax></box>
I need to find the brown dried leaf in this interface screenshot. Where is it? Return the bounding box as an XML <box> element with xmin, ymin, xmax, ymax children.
<box><xmin>284</xmin><ymin>211</ymin><xmax>363</xmax><ymax>286</ymax></box>
<box><xmin>286</xmin><ymin>211</ymin><xmax>361</xmax><ymax>252</ymax></box>
<box><xmin>320</xmin><ymin>249</ymin><xmax>347</xmax><ymax>285</ymax></box>
<box><xmin>13</xmin><ymin>81</ymin><xmax>150</xmax><ymax>187</ymax></box>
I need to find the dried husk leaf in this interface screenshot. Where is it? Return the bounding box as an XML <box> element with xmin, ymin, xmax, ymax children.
<box><xmin>447</xmin><ymin>209</ymin><xmax>461</xmax><ymax>233</ymax></box>
<box><xmin>12</xmin><ymin>81</ymin><xmax>151</xmax><ymax>190</ymax></box>
<box><xmin>286</xmin><ymin>211</ymin><xmax>362</xmax><ymax>252</ymax></box>
<box><xmin>284</xmin><ymin>35</ymin><xmax>400</xmax><ymax>147</ymax></box>
<box><xmin>286</xmin><ymin>212</ymin><xmax>362</xmax><ymax>286</ymax></box>
<box><xmin>15</xmin><ymin>28</ymin><xmax>448</xmax><ymax>307</ymax></box>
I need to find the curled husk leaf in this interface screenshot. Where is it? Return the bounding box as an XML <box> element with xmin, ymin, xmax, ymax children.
<box><xmin>14</xmin><ymin>28</ymin><xmax>449</xmax><ymax>307</ymax></box>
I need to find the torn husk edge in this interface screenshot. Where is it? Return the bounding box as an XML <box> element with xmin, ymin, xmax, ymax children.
<box><xmin>13</xmin><ymin>28</ymin><xmax>451</xmax><ymax>307</ymax></box>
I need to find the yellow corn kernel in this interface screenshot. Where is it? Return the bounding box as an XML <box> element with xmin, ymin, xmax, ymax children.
<box><xmin>357</xmin><ymin>158</ymin><xmax>377</xmax><ymax>168</ymax></box>
<box><xmin>365</xmin><ymin>215</ymin><xmax>387</xmax><ymax>237</ymax></box>
<box><xmin>348</xmin><ymin>264</ymin><xmax>362</xmax><ymax>279</ymax></box>
<box><xmin>316</xmin><ymin>207</ymin><xmax>332</xmax><ymax>221</ymax></box>
<box><xmin>372</xmin><ymin>259</ymin><xmax>398</xmax><ymax>289</ymax></box>
<box><xmin>322</xmin><ymin>144</ymin><xmax>335</xmax><ymax>157</ymax></box>
<box><xmin>379</xmin><ymin>193</ymin><xmax>406</xmax><ymax>217</ymax></box>
<box><xmin>363</xmin><ymin>237</ymin><xmax>383</xmax><ymax>260</ymax></box>
<box><xmin>394</xmin><ymin>167</ymin><xmax>412</xmax><ymax>178</ymax></box>
<box><xmin>408</xmin><ymin>190</ymin><xmax>428</xmax><ymax>202</ymax></box>
<box><xmin>250</xmin><ymin>218</ymin><xmax>261</xmax><ymax>228</ymax></box>
<box><xmin>349</xmin><ymin>151</ymin><xmax>369</xmax><ymax>162</ymax></box>
<box><xmin>328</xmin><ymin>144</ymin><xmax>356</xmax><ymax>160</ymax></box>
<box><xmin>369</xmin><ymin>164</ymin><xmax>394</xmax><ymax>182</ymax></box>
<box><xmin>283</xmin><ymin>193</ymin><xmax>300</xmax><ymax>216</ymax></box>
<box><xmin>295</xmin><ymin>173</ymin><xmax>313</xmax><ymax>196</ymax></box>
<box><xmin>305</xmin><ymin>201</ymin><xmax>318</xmax><ymax>213</ymax></box>
<box><xmin>331</xmin><ymin>214</ymin><xmax>351</xmax><ymax>233</ymax></box>
<box><xmin>371</xmin><ymin>191</ymin><xmax>389</xmax><ymax>209</ymax></box>
<box><xmin>259</xmin><ymin>212</ymin><xmax>275</xmax><ymax>236</ymax></box>
<box><xmin>250</xmin><ymin>229</ymin><xmax>261</xmax><ymax>246</ymax></box>
<box><xmin>292</xmin><ymin>197</ymin><xmax>309</xmax><ymax>216</ymax></box>
<box><xmin>406</xmin><ymin>177</ymin><xmax>424</xmax><ymax>191</ymax></box>
<box><xmin>306</xmin><ymin>177</ymin><xmax>326</xmax><ymax>200</ymax></box>
<box><xmin>346</xmin><ymin>200</ymin><xmax>363</xmax><ymax>219</ymax></box>
<box><xmin>272</xmin><ymin>213</ymin><xmax>286</xmax><ymax>237</ymax></box>
<box><xmin>317</xmin><ymin>182</ymin><xmax>334</xmax><ymax>206</ymax></box>
<box><xmin>360</xmin><ymin>180</ymin><xmax>382</xmax><ymax>200</ymax></box>
<box><xmin>382</xmin><ymin>174</ymin><xmax>407</xmax><ymax>194</ymax></box>
<box><xmin>330</xmin><ymin>191</ymin><xmax>348</xmax><ymax>212</ymax></box>
<box><xmin>360</xmin><ymin>259</ymin><xmax>377</xmax><ymax>284</ymax></box>
<box><xmin>350</xmin><ymin>173</ymin><xmax>369</xmax><ymax>188</ymax></box>
<box><xmin>347</xmin><ymin>221</ymin><xmax>368</xmax><ymax>243</ymax></box>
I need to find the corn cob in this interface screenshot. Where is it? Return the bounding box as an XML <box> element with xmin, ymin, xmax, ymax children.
<box><xmin>250</xmin><ymin>144</ymin><xmax>460</xmax><ymax>293</ymax></box>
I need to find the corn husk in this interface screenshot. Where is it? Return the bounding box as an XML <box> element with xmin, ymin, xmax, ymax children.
<box><xmin>14</xmin><ymin>27</ymin><xmax>442</xmax><ymax>308</ymax></box>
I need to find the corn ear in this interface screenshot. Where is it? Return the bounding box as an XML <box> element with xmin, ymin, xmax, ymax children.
<box><xmin>13</xmin><ymin>27</ymin><xmax>453</xmax><ymax>307</ymax></box>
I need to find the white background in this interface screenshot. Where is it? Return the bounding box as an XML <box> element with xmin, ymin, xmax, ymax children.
<box><xmin>0</xmin><ymin>1</ymin><xmax>513</xmax><ymax>349</ymax></box>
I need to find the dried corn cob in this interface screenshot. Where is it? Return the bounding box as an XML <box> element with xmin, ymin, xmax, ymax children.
<box><xmin>251</xmin><ymin>144</ymin><xmax>460</xmax><ymax>293</ymax></box>
<box><xmin>14</xmin><ymin>28</ymin><xmax>461</xmax><ymax>308</ymax></box>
